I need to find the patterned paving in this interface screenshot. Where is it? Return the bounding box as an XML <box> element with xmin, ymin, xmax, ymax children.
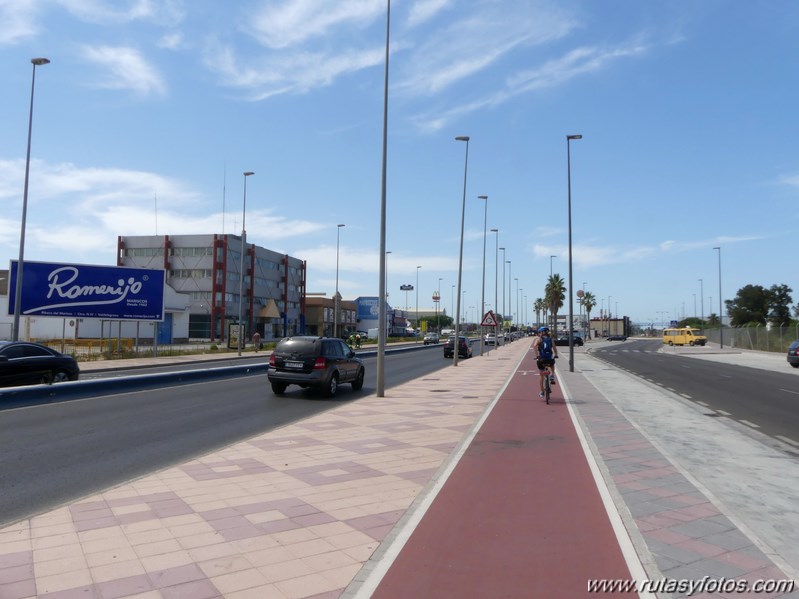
<box><xmin>2</xmin><ymin>343</ymin><xmax>797</xmax><ymax>598</ymax></box>
<box><xmin>0</xmin><ymin>345</ymin><xmax>524</xmax><ymax>599</ymax></box>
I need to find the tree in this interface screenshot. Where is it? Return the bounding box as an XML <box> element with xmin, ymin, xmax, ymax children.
<box><xmin>545</xmin><ymin>274</ymin><xmax>566</xmax><ymax>336</ymax></box>
<box><xmin>582</xmin><ymin>292</ymin><xmax>597</xmax><ymax>332</ymax></box>
<box><xmin>534</xmin><ymin>298</ymin><xmax>545</xmax><ymax>328</ymax></box>
<box><xmin>767</xmin><ymin>284</ymin><xmax>793</xmax><ymax>327</ymax></box>
<box><xmin>725</xmin><ymin>284</ymin><xmax>769</xmax><ymax>326</ymax></box>
<box><xmin>706</xmin><ymin>313</ymin><xmax>720</xmax><ymax>327</ymax></box>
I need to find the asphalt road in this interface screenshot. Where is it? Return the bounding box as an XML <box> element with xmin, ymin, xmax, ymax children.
<box><xmin>589</xmin><ymin>338</ymin><xmax>799</xmax><ymax>445</ymax></box>
<box><xmin>0</xmin><ymin>342</ymin><xmax>479</xmax><ymax>527</ymax></box>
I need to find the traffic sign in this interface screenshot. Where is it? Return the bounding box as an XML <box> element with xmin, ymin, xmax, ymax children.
<box><xmin>481</xmin><ymin>310</ymin><xmax>498</xmax><ymax>327</ymax></box>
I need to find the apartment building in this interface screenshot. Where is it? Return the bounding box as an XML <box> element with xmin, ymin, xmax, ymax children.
<box><xmin>118</xmin><ymin>234</ymin><xmax>306</xmax><ymax>342</ymax></box>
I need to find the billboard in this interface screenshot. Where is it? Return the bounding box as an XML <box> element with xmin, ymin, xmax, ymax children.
<box><xmin>8</xmin><ymin>260</ymin><xmax>165</xmax><ymax>321</ymax></box>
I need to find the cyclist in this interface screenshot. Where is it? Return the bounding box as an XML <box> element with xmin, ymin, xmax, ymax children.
<box><xmin>532</xmin><ymin>326</ymin><xmax>558</xmax><ymax>398</ymax></box>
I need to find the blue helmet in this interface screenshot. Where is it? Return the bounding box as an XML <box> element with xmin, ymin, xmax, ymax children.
<box><xmin>538</xmin><ymin>326</ymin><xmax>549</xmax><ymax>333</ymax></box>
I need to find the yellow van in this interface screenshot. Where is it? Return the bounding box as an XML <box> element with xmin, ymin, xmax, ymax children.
<box><xmin>662</xmin><ymin>327</ymin><xmax>707</xmax><ymax>346</ymax></box>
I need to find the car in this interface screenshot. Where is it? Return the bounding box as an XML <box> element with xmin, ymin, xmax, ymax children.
<box><xmin>555</xmin><ymin>335</ymin><xmax>584</xmax><ymax>347</ymax></box>
<box><xmin>484</xmin><ymin>333</ymin><xmax>498</xmax><ymax>345</ymax></box>
<box><xmin>444</xmin><ymin>336</ymin><xmax>472</xmax><ymax>359</ymax></box>
<box><xmin>0</xmin><ymin>341</ymin><xmax>80</xmax><ymax>387</ymax></box>
<box><xmin>423</xmin><ymin>333</ymin><xmax>440</xmax><ymax>345</ymax></box>
<box><xmin>268</xmin><ymin>336</ymin><xmax>365</xmax><ymax>397</ymax></box>
<box><xmin>607</xmin><ymin>335</ymin><xmax>627</xmax><ymax>341</ymax></box>
<box><xmin>787</xmin><ymin>341</ymin><xmax>799</xmax><ymax>368</ymax></box>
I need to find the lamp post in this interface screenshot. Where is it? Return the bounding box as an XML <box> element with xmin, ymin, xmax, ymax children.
<box><xmin>514</xmin><ymin>278</ymin><xmax>519</xmax><ymax>328</ymax></box>
<box><xmin>438</xmin><ymin>277</ymin><xmax>443</xmax><ymax>332</ymax></box>
<box><xmin>566</xmin><ymin>133</ymin><xmax>582</xmax><ymax>372</ymax></box>
<box><xmin>451</xmin><ymin>284</ymin><xmax>455</xmax><ymax>321</ymax></box>
<box><xmin>415</xmin><ymin>265</ymin><xmax>421</xmax><ymax>341</ymax></box>
<box><xmin>334</xmin><ymin>224</ymin><xmax>345</xmax><ymax>338</ymax></box>
<box><xmin>491</xmin><ymin>229</ymin><xmax>498</xmax><ymax>343</ymax></box>
<box><xmin>507</xmin><ymin>260</ymin><xmax>512</xmax><ymax>331</ymax></box>
<box><xmin>376</xmin><ymin>0</ymin><xmax>391</xmax><ymax>397</ymax></box>
<box><xmin>12</xmin><ymin>57</ymin><xmax>50</xmax><ymax>342</ymax></box>
<box><xmin>714</xmin><ymin>246</ymin><xmax>723</xmax><ymax>348</ymax></box>
<box><xmin>499</xmin><ymin>247</ymin><xmax>506</xmax><ymax>331</ymax></box>
<box><xmin>237</xmin><ymin>171</ymin><xmax>254</xmax><ymax>356</ymax></box>
<box><xmin>698</xmin><ymin>278</ymin><xmax>704</xmax><ymax>333</ymax></box>
<box><xmin>478</xmin><ymin>194</ymin><xmax>488</xmax><ymax>356</ymax></box>
<box><xmin>550</xmin><ymin>255</ymin><xmax>556</xmax><ymax>277</ymax></box>
<box><xmin>453</xmin><ymin>135</ymin><xmax>470</xmax><ymax>366</ymax></box>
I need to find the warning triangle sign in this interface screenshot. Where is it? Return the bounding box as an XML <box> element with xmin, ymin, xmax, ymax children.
<box><xmin>481</xmin><ymin>310</ymin><xmax>498</xmax><ymax>327</ymax></box>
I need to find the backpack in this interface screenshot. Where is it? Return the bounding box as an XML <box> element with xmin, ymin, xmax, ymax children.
<box><xmin>539</xmin><ymin>336</ymin><xmax>553</xmax><ymax>359</ymax></box>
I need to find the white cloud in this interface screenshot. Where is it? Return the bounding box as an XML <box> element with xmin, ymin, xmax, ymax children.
<box><xmin>411</xmin><ymin>38</ymin><xmax>647</xmax><ymax>132</ymax></box>
<box><xmin>407</xmin><ymin>0</ymin><xmax>453</xmax><ymax>27</ymax></box>
<box><xmin>204</xmin><ymin>42</ymin><xmax>385</xmax><ymax>100</ymax></box>
<box><xmin>0</xmin><ymin>0</ymin><xmax>40</xmax><ymax>44</ymax></box>
<box><xmin>81</xmin><ymin>45</ymin><xmax>167</xmax><ymax>96</ymax></box>
<box><xmin>778</xmin><ymin>174</ymin><xmax>799</xmax><ymax>189</ymax></box>
<box><xmin>248</xmin><ymin>0</ymin><xmax>384</xmax><ymax>49</ymax></box>
<box><xmin>56</xmin><ymin>0</ymin><xmax>185</xmax><ymax>25</ymax></box>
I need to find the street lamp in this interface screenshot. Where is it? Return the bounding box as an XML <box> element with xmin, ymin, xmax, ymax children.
<box><xmin>514</xmin><ymin>278</ymin><xmax>519</xmax><ymax>327</ymax></box>
<box><xmin>714</xmin><ymin>246</ymin><xmax>723</xmax><ymax>348</ymax></box>
<box><xmin>416</xmin><ymin>265</ymin><xmax>421</xmax><ymax>341</ymax></box>
<box><xmin>478</xmin><ymin>194</ymin><xmax>488</xmax><ymax>356</ymax></box>
<box><xmin>566</xmin><ymin>133</ymin><xmax>582</xmax><ymax>372</ymax></box>
<box><xmin>376</xmin><ymin>0</ymin><xmax>391</xmax><ymax>397</ymax></box>
<box><xmin>550</xmin><ymin>255</ymin><xmax>556</xmax><ymax>277</ymax></box>
<box><xmin>698</xmin><ymin>278</ymin><xmax>704</xmax><ymax>333</ymax></box>
<box><xmin>506</xmin><ymin>260</ymin><xmax>512</xmax><ymax>330</ymax></box>
<box><xmin>491</xmin><ymin>229</ymin><xmax>499</xmax><ymax>344</ymax></box>
<box><xmin>12</xmin><ymin>57</ymin><xmax>50</xmax><ymax>342</ymax></box>
<box><xmin>237</xmin><ymin>171</ymin><xmax>255</xmax><ymax>356</ymax></box>
<box><xmin>438</xmin><ymin>277</ymin><xmax>443</xmax><ymax>333</ymax></box>
<box><xmin>334</xmin><ymin>224</ymin><xmax>345</xmax><ymax>338</ymax></box>
<box><xmin>453</xmin><ymin>135</ymin><xmax>470</xmax><ymax>366</ymax></box>
<box><xmin>451</xmin><ymin>285</ymin><xmax>455</xmax><ymax>320</ymax></box>
<box><xmin>499</xmin><ymin>247</ymin><xmax>506</xmax><ymax>329</ymax></box>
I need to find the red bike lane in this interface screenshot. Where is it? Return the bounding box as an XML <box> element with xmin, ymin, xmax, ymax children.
<box><xmin>370</xmin><ymin>349</ymin><xmax>635</xmax><ymax>598</ymax></box>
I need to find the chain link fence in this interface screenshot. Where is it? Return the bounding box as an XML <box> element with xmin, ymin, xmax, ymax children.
<box><xmin>705</xmin><ymin>324</ymin><xmax>799</xmax><ymax>353</ymax></box>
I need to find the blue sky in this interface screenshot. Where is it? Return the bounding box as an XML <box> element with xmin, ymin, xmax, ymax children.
<box><xmin>1</xmin><ymin>0</ymin><xmax>797</xmax><ymax>326</ymax></box>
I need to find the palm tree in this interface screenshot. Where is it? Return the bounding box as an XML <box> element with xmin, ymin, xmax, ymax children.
<box><xmin>582</xmin><ymin>291</ymin><xmax>596</xmax><ymax>339</ymax></box>
<box><xmin>534</xmin><ymin>298</ymin><xmax>545</xmax><ymax>328</ymax></box>
<box><xmin>545</xmin><ymin>274</ymin><xmax>566</xmax><ymax>337</ymax></box>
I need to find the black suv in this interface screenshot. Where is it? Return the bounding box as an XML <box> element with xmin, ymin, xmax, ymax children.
<box><xmin>268</xmin><ymin>336</ymin><xmax>365</xmax><ymax>397</ymax></box>
<box><xmin>443</xmin><ymin>336</ymin><xmax>472</xmax><ymax>359</ymax></box>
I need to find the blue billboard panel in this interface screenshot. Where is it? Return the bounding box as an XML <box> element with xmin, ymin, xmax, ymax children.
<box><xmin>356</xmin><ymin>297</ymin><xmax>380</xmax><ymax>320</ymax></box>
<box><xmin>8</xmin><ymin>261</ymin><xmax>165</xmax><ymax>321</ymax></box>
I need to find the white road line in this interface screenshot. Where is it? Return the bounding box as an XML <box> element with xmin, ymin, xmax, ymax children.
<box><xmin>680</xmin><ymin>393</ymin><xmax>692</xmax><ymax>399</ymax></box>
<box><xmin>779</xmin><ymin>388</ymin><xmax>799</xmax><ymax>395</ymax></box>
<box><xmin>717</xmin><ymin>410</ymin><xmax>732</xmax><ymax>417</ymax></box>
<box><xmin>776</xmin><ymin>435</ymin><xmax>799</xmax><ymax>448</ymax></box>
<box><xmin>696</xmin><ymin>400</ymin><xmax>709</xmax><ymax>407</ymax></box>
<box><xmin>740</xmin><ymin>420</ymin><xmax>760</xmax><ymax>429</ymax></box>
<box><xmin>666</xmin><ymin>387</ymin><xmax>676</xmax><ymax>392</ymax></box>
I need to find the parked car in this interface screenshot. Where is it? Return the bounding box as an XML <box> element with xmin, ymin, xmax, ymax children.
<box><xmin>484</xmin><ymin>333</ymin><xmax>497</xmax><ymax>345</ymax></box>
<box><xmin>787</xmin><ymin>340</ymin><xmax>799</xmax><ymax>368</ymax></box>
<box><xmin>0</xmin><ymin>341</ymin><xmax>80</xmax><ymax>387</ymax></box>
<box><xmin>555</xmin><ymin>334</ymin><xmax>584</xmax><ymax>347</ymax></box>
<box><xmin>444</xmin><ymin>336</ymin><xmax>472</xmax><ymax>359</ymax></box>
<box><xmin>423</xmin><ymin>333</ymin><xmax>440</xmax><ymax>345</ymax></box>
<box><xmin>607</xmin><ymin>335</ymin><xmax>627</xmax><ymax>341</ymax></box>
<box><xmin>268</xmin><ymin>336</ymin><xmax>365</xmax><ymax>397</ymax></box>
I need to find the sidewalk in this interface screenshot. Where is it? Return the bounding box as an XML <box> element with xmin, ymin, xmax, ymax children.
<box><xmin>1</xmin><ymin>340</ymin><xmax>797</xmax><ymax>598</ymax></box>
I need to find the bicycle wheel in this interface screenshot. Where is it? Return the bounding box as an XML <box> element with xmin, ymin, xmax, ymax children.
<box><xmin>544</xmin><ymin>374</ymin><xmax>551</xmax><ymax>404</ymax></box>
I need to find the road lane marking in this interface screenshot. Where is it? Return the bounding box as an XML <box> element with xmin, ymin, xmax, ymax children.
<box><xmin>739</xmin><ymin>420</ymin><xmax>760</xmax><ymax>429</ymax></box>
<box><xmin>680</xmin><ymin>393</ymin><xmax>692</xmax><ymax>399</ymax></box>
<box><xmin>779</xmin><ymin>388</ymin><xmax>799</xmax><ymax>395</ymax></box>
<box><xmin>696</xmin><ymin>400</ymin><xmax>709</xmax><ymax>407</ymax></box>
<box><xmin>717</xmin><ymin>410</ymin><xmax>732</xmax><ymax>416</ymax></box>
<box><xmin>776</xmin><ymin>435</ymin><xmax>799</xmax><ymax>447</ymax></box>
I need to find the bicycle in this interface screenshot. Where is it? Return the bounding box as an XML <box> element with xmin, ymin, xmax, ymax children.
<box><xmin>542</xmin><ymin>363</ymin><xmax>552</xmax><ymax>404</ymax></box>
